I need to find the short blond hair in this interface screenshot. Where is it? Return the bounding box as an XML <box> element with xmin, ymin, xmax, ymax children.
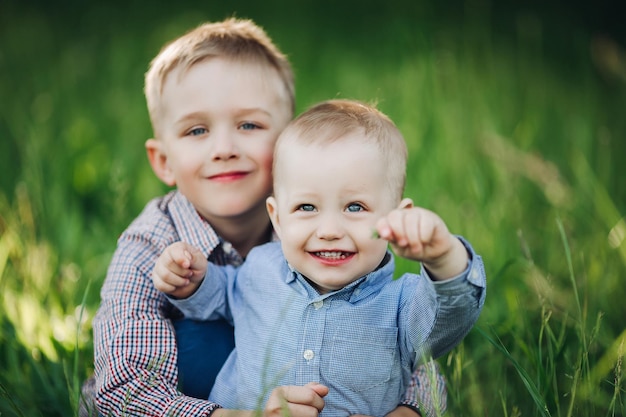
<box><xmin>144</xmin><ymin>18</ymin><xmax>295</xmax><ymax>136</ymax></box>
<box><xmin>274</xmin><ymin>99</ymin><xmax>408</xmax><ymax>202</ymax></box>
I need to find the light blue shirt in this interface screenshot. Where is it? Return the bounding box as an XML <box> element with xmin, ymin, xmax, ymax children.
<box><xmin>172</xmin><ymin>238</ymin><xmax>486</xmax><ymax>416</ymax></box>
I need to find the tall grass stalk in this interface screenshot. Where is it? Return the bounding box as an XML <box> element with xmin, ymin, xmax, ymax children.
<box><xmin>69</xmin><ymin>279</ymin><xmax>93</xmax><ymax>416</ymax></box>
<box><xmin>478</xmin><ymin>327</ymin><xmax>552</xmax><ymax>417</ymax></box>
<box><xmin>556</xmin><ymin>217</ymin><xmax>585</xmax><ymax>417</ymax></box>
<box><xmin>0</xmin><ymin>382</ymin><xmax>28</xmax><ymax>417</ymax></box>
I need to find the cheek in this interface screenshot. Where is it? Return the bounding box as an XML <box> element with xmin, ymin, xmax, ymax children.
<box><xmin>279</xmin><ymin>229</ymin><xmax>303</xmax><ymax>263</ymax></box>
<box><xmin>254</xmin><ymin>146</ymin><xmax>276</xmax><ymax>192</ymax></box>
<box><xmin>251</xmin><ymin>136</ymin><xmax>277</xmax><ymax>166</ymax></box>
<box><xmin>363</xmin><ymin>234</ymin><xmax>389</xmax><ymax>256</ymax></box>
<box><xmin>259</xmin><ymin>146</ymin><xmax>275</xmax><ymax>173</ymax></box>
<box><xmin>168</xmin><ymin>144</ymin><xmax>203</xmax><ymax>170</ymax></box>
<box><xmin>279</xmin><ymin>219</ymin><xmax>309</xmax><ymax>245</ymax></box>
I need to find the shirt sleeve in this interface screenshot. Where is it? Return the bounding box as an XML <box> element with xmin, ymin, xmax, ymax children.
<box><xmin>168</xmin><ymin>262</ymin><xmax>234</xmax><ymax>323</ymax></box>
<box><xmin>93</xmin><ymin>232</ymin><xmax>222</xmax><ymax>416</ymax></box>
<box><xmin>421</xmin><ymin>236</ymin><xmax>486</xmax><ymax>358</ymax></box>
<box><xmin>398</xmin><ymin>236</ymin><xmax>486</xmax><ymax>414</ymax></box>
<box><xmin>399</xmin><ymin>360</ymin><xmax>448</xmax><ymax>417</ymax></box>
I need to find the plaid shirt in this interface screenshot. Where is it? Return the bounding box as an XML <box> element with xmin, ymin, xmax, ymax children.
<box><xmin>93</xmin><ymin>191</ymin><xmax>448</xmax><ymax>416</ymax></box>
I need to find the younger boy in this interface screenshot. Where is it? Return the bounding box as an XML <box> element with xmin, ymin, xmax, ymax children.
<box><xmin>154</xmin><ymin>99</ymin><xmax>487</xmax><ymax>416</ymax></box>
<box><xmin>90</xmin><ymin>18</ymin><xmax>446</xmax><ymax>417</ymax></box>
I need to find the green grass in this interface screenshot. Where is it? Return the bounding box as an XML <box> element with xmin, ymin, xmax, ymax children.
<box><xmin>1</xmin><ymin>0</ymin><xmax>625</xmax><ymax>415</ymax></box>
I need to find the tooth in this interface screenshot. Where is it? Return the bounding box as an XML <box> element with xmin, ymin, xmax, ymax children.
<box><xmin>317</xmin><ymin>251</ymin><xmax>345</xmax><ymax>259</ymax></box>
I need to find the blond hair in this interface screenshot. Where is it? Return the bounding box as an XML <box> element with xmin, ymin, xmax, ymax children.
<box><xmin>144</xmin><ymin>18</ymin><xmax>295</xmax><ymax>136</ymax></box>
<box><xmin>274</xmin><ymin>99</ymin><xmax>408</xmax><ymax>202</ymax></box>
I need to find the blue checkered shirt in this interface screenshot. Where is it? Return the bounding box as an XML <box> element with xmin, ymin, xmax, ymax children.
<box><xmin>172</xmin><ymin>240</ymin><xmax>486</xmax><ymax>416</ymax></box>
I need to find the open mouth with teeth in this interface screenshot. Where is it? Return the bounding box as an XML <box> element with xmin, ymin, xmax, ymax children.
<box><xmin>311</xmin><ymin>251</ymin><xmax>355</xmax><ymax>263</ymax></box>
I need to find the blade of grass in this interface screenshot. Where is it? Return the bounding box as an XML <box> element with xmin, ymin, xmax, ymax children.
<box><xmin>0</xmin><ymin>380</ymin><xmax>28</xmax><ymax>417</ymax></box>
<box><xmin>477</xmin><ymin>326</ymin><xmax>552</xmax><ymax>417</ymax></box>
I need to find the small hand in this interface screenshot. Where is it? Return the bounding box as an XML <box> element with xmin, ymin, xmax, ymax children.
<box><xmin>152</xmin><ymin>241</ymin><xmax>207</xmax><ymax>298</ymax></box>
<box><xmin>264</xmin><ymin>382</ymin><xmax>328</xmax><ymax>417</ymax></box>
<box><xmin>375</xmin><ymin>200</ymin><xmax>468</xmax><ymax>280</ymax></box>
<box><xmin>376</xmin><ymin>200</ymin><xmax>451</xmax><ymax>261</ymax></box>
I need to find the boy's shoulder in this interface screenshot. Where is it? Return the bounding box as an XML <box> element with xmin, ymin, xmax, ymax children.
<box><xmin>242</xmin><ymin>242</ymin><xmax>287</xmax><ymax>274</ymax></box>
<box><xmin>118</xmin><ymin>191</ymin><xmax>219</xmax><ymax>253</ymax></box>
<box><xmin>246</xmin><ymin>241</ymin><xmax>283</xmax><ymax>260</ymax></box>
<box><xmin>121</xmin><ymin>191</ymin><xmax>178</xmax><ymax>240</ymax></box>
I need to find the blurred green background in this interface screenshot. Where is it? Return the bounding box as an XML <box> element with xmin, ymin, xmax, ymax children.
<box><xmin>1</xmin><ymin>0</ymin><xmax>625</xmax><ymax>415</ymax></box>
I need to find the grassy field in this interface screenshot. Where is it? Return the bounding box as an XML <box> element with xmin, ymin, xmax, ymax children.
<box><xmin>1</xmin><ymin>0</ymin><xmax>625</xmax><ymax>415</ymax></box>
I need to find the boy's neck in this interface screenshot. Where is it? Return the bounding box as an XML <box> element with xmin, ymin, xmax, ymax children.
<box><xmin>210</xmin><ymin>209</ymin><xmax>273</xmax><ymax>258</ymax></box>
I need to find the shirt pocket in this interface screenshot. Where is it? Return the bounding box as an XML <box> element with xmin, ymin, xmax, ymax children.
<box><xmin>325</xmin><ymin>324</ymin><xmax>398</xmax><ymax>392</ymax></box>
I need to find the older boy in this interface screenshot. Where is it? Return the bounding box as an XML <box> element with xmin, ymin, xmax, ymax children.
<box><xmin>91</xmin><ymin>19</ymin><xmax>446</xmax><ymax>417</ymax></box>
<box><xmin>154</xmin><ymin>99</ymin><xmax>486</xmax><ymax>416</ymax></box>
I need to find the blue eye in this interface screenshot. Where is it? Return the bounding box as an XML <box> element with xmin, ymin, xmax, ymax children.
<box><xmin>346</xmin><ymin>203</ymin><xmax>365</xmax><ymax>212</ymax></box>
<box><xmin>240</xmin><ymin>122</ymin><xmax>260</xmax><ymax>130</ymax></box>
<box><xmin>188</xmin><ymin>127</ymin><xmax>207</xmax><ymax>136</ymax></box>
<box><xmin>298</xmin><ymin>204</ymin><xmax>316</xmax><ymax>212</ymax></box>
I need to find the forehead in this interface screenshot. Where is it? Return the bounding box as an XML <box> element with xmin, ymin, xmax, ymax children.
<box><xmin>276</xmin><ymin>130</ymin><xmax>379</xmax><ymax>163</ymax></box>
<box><xmin>155</xmin><ymin>58</ymin><xmax>292</xmax><ymax>131</ymax></box>
<box><xmin>168</xmin><ymin>57</ymin><xmax>288</xmax><ymax>99</ymax></box>
<box><xmin>275</xmin><ymin>136</ymin><xmax>386</xmax><ymax>188</ymax></box>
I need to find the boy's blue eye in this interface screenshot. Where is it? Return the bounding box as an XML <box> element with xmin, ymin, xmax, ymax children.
<box><xmin>298</xmin><ymin>204</ymin><xmax>316</xmax><ymax>212</ymax></box>
<box><xmin>189</xmin><ymin>127</ymin><xmax>208</xmax><ymax>136</ymax></box>
<box><xmin>240</xmin><ymin>122</ymin><xmax>260</xmax><ymax>130</ymax></box>
<box><xmin>346</xmin><ymin>203</ymin><xmax>365</xmax><ymax>212</ymax></box>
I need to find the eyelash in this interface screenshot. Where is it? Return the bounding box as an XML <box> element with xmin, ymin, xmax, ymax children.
<box><xmin>295</xmin><ymin>203</ymin><xmax>366</xmax><ymax>213</ymax></box>
<box><xmin>297</xmin><ymin>204</ymin><xmax>316</xmax><ymax>212</ymax></box>
<box><xmin>240</xmin><ymin>122</ymin><xmax>261</xmax><ymax>130</ymax></box>
<box><xmin>346</xmin><ymin>203</ymin><xmax>365</xmax><ymax>212</ymax></box>
<box><xmin>187</xmin><ymin>127</ymin><xmax>208</xmax><ymax>136</ymax></box>
<box><xmin>185</xmin><ymin>122</ymin><xmax>262</xmax><ymax>137</ymax></box>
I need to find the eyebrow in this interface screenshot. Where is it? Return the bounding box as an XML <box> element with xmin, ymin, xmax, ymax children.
<box><xmin>175</xmin><ymin>112</ymin><xmax>205</xmax><ymax>123</ymax></box>
<box><xmin>233</xmin><ymin>107</ymin><xmax>273</xmax><ymax>118</ymax></box>
<box><xmin>174</xmin><ymin>108</ymin><xmax>272</xmax><ymax>124</ymax></box>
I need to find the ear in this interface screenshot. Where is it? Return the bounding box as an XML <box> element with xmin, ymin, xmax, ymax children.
<box><xmin>266</xmin><ymin>196</ymin><xmax>282</xmax><ymax>237</ymax></box>
<box><xmin>146</xmin><ymin>138</ymin><xmax>176</xmax><ymax>186</ymax></box>
<box><xmin>398</xmin><ymin>197</ymin><xmax>414</xmax><ymax>210</ymax></box>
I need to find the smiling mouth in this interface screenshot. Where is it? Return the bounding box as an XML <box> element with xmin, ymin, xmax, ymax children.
<box><xmin>314</xmin><ymin>251</ymin><xmax>351</xmax><ymax>260</ymax></box>
<box><xmin>209</xmin><ymin>171</ymin><xmax>248</xmax><ymax>181</ymax></box>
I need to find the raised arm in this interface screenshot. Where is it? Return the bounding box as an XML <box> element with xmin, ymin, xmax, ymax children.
<box><xmin>376</xmin><ymin>199</ymin><xmax>485</xmax><ymax>415</ymax></box>
<box><xmin>93</xmin><ymin>234</ymin><xmax>220</xmax><ymax>416</ymax></box>
<box><xmin>152</xmin><ymin>241</ymin><xmax>208</xmax><ymax>299</ymax></box>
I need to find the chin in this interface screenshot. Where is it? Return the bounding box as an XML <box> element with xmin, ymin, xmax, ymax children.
<box><xmin>219</xmin><ymin>201</ymin><xmax>265</xmax><ymax>218</ymax></box>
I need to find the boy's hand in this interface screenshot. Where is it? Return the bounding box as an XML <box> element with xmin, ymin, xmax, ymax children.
<box><xmin>264</xmin><ymin>382</ymin><xmax>328</xmax><ymax>417</ymax></box>
<box><xmin>376</xmin><ymin>199</ymin><xmax>468</xmax><ymax>280</ymax></box>
<box><xmin>152</xmin><ymin>241</ymin><xmax>207</xmax><ymax>299</ymax></box>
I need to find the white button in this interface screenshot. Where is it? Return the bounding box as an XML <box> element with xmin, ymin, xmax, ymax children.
<box><xmin>222</xmin><ymin>242</ymin><xmax>233</xmax><ymax>254</ymax></box>
<box><xmin>470</xmin><ymin>268</ymin><xmax>479</xmax><ymax>281</ymax></box>
<box><xmin>313</xmin><ymin>300</ymin><xmax>324</xmax><ymax>310</ymax></box>
<box><xmin>303</xmin><ymin>349</ymin><xmax>315</xmax><ymax>360</ymax></box>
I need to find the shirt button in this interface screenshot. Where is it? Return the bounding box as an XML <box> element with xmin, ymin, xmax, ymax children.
<box><xmin>313</xmin><ymin>300</ymin><xmax>324</xmax><ymax>310</ymax></box>
<box><xmin>470</xmin><ymin>268</ymin><xmax>479</xmax><ymax>281</ymax></box>
<box><xmin>222</xmin><ymin>242</ymin><xmax>233</xmax><ymax>254</ymax></box>
<box><xmin>303</xmin><ymin>349</ymin><xmax>315</xmax><ymax>360</ymax></box>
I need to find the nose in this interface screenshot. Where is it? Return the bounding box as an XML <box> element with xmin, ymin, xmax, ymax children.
<box><xmin>315</xmin><ymin>212</ymin><xmax>345</xmax><ymax>241</ymax></box>
<box><xmin>210</xmin><ymin>128</ymin><xmax>240</xmax><ymax>161</ymax></box>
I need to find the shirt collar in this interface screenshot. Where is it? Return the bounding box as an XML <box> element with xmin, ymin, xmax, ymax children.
<box><xmin>168</xmin><ymin>191</ymin><xmax>221</xmax><ymax>259</ymax></box>
<box><xmin>168</xmin><ymin>191</ymin><xmax>279</xmax><ymax>262</ymax></box>
<box><xmin>285</xmin><ymin>251</ymin><xmax>395</xmax><ymax>302</ymax></box>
